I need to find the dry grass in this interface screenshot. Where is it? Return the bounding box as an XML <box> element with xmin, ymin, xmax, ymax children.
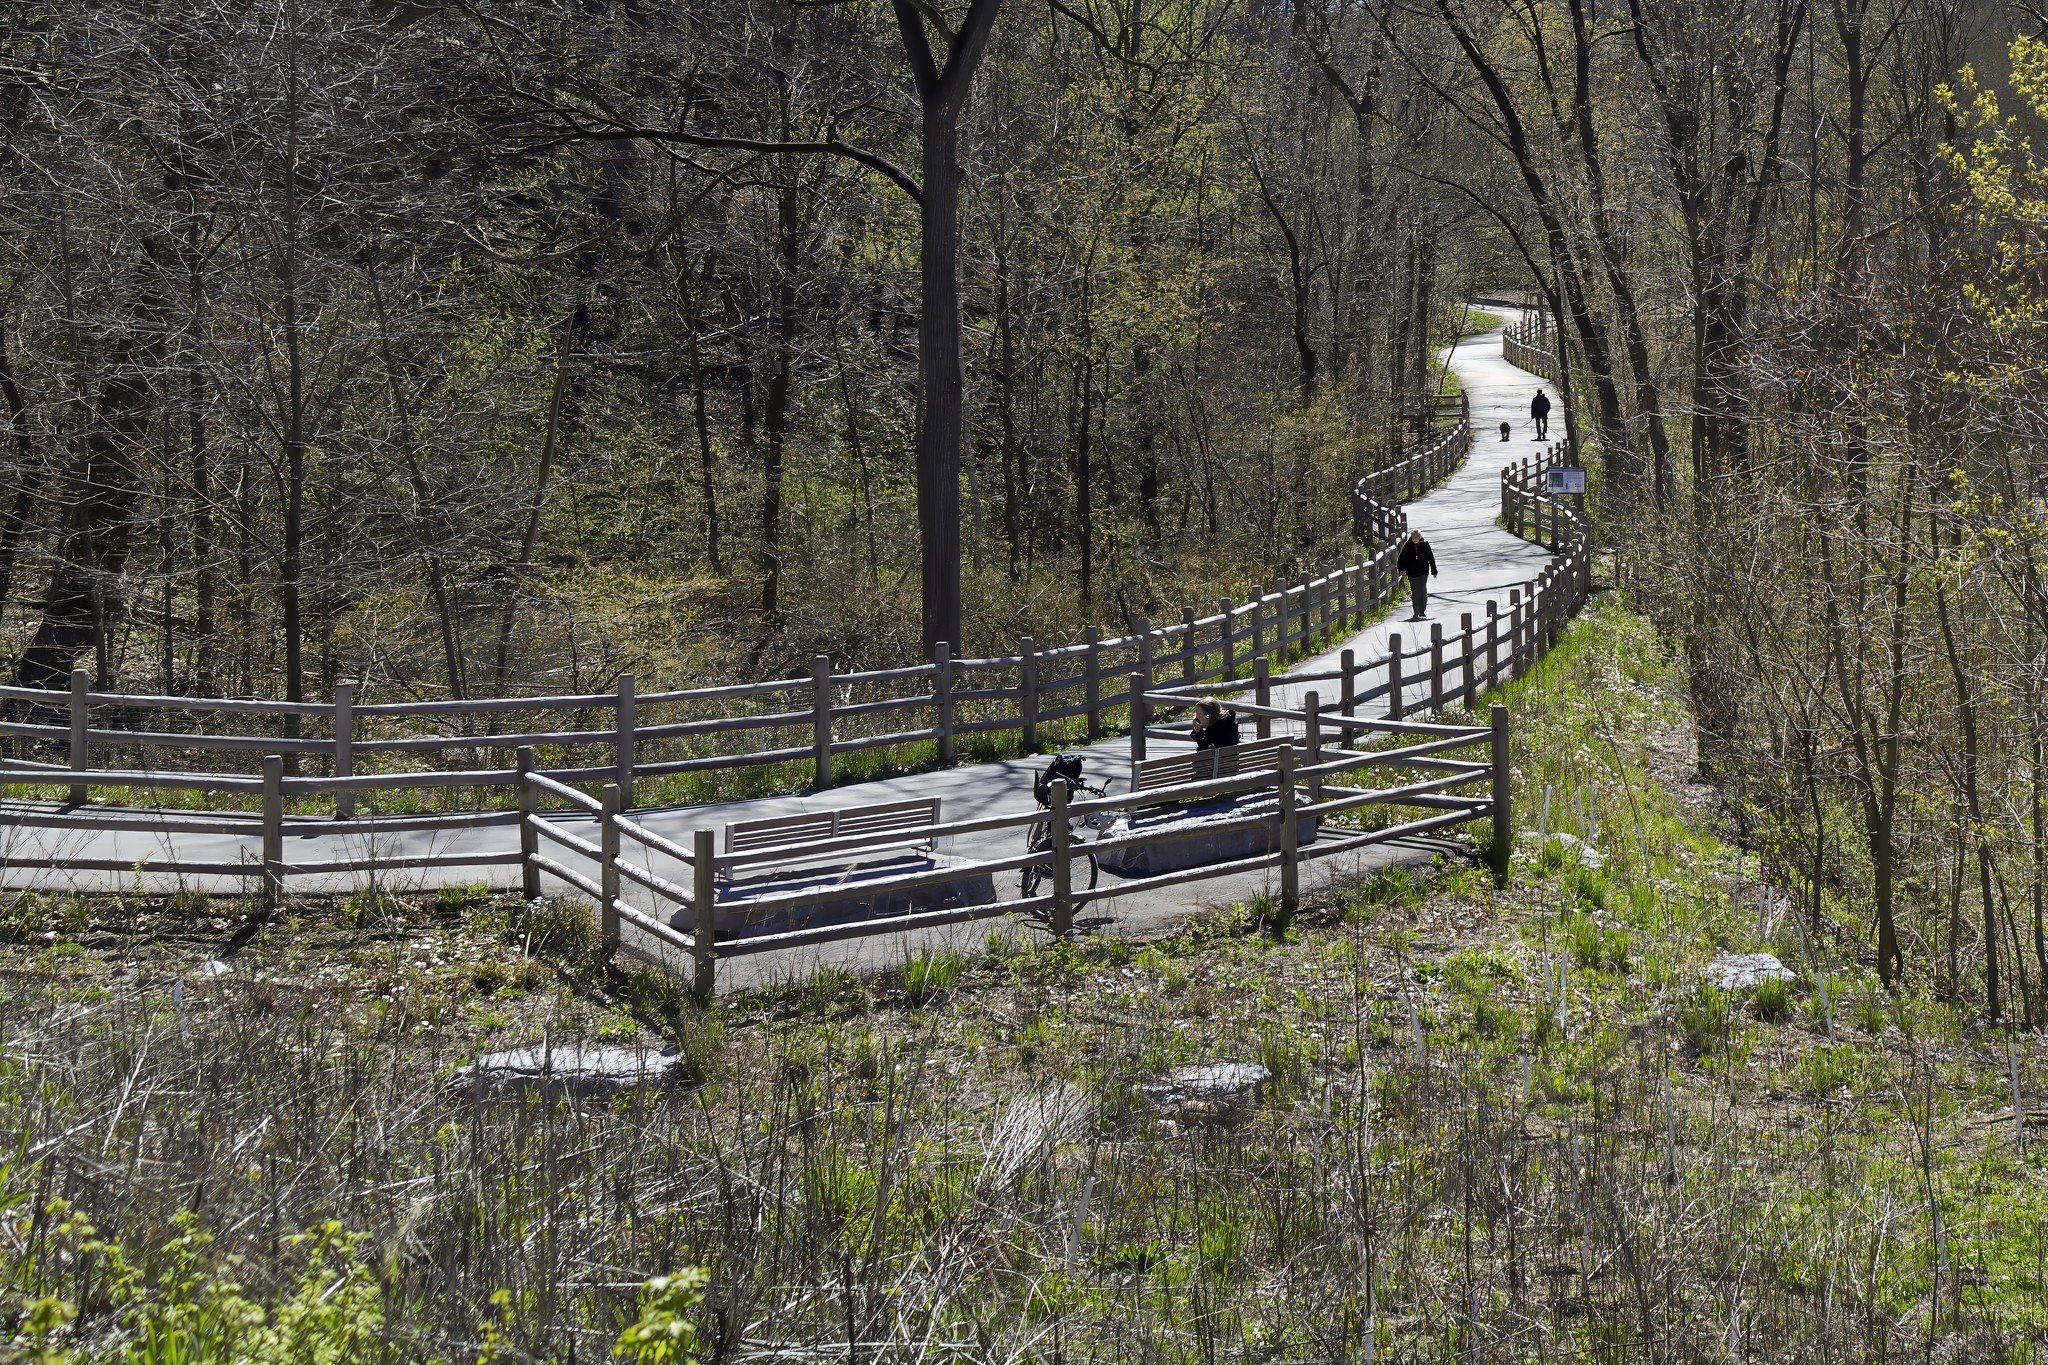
<box><xmin>3</xmin><ymin>598</ymin><xmax>2045</xmax><ymax>1362</ymax></box>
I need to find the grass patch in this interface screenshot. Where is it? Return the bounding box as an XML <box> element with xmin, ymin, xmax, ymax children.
<box><xmin>7</xmin><ymin>596</ymin><xmax>2043</xmax><ymax>1359</ymax></box>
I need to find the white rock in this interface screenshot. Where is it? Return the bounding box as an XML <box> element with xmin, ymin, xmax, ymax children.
<box><xmin>1135</xmin><ymin>1061</ymin><xmax>1272</xmax><ymax>1114</ymax></box>
<box><xmin>455</xmin><ymin>1043</ymin><xmax>685</xmax><ymax>1098</ymax></box>
<box><xmin>198</xmin><ymin>958</ymin><xmax>232</xmax><ymax>978</ymax></box>
<box><xmin>1706</xmin><ymin>952</ymin><xmax>1794</xmax><ymax>991</ymax></box>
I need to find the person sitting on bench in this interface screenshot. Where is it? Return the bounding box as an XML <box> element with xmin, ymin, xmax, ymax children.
<box><xmin>1191</xmin><ymin>699</ymin><xmax>1240</xmax><ymax>750</ymax></box>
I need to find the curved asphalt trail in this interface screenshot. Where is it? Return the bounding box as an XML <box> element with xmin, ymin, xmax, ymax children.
<box><xmin>0</xmin><ymin>318</ymin><xmax>1562</xmax><ymax>992</ymax></box>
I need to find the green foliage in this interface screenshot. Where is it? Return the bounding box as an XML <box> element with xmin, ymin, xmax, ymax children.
<box><xmin>614</xmin><ymin>1268</ymin><xmax>709</xmax><ymax>1364</ymax></box>
<box><xmin>520</xmin><ymin>896</ymin><xmax>598</xmax><ymax>959</ymax></box>
<box><xmin>1751</xmin><ymin>973</ymin><xmax>1793</xmax><ymax>1022</ymax></box>
<box><xmin>1678</xmin><ymin>981</ymin><xmax>1734</xmax><ymax>1055</ymax></box>
<box><xmin>899</xmin><ymin>948</ymin><xmax>968</xmax><ymax>1005</ymax></box>
<box><xmin>30</xmin><ymin>1208</ymin><xmax>383</xmax><ymax>1364</ymax></box>
<box><xmin>1562</xmin><ymin>912</ymin><xmax>1629</xmax><ymax>973</ymax></box>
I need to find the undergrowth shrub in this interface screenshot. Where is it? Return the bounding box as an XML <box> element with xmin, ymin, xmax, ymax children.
<box><xmin>1563</xmin><ymin>912</ymin><xmax>1629</xmax><ymax>973</ymax></box>
<box><xmin>519</xmin><ymin>896</ymin><xmax>597</xmax><ymax>958</ymax></box>
<box><xmin>1752</xmin><ymin>974</ymin><xmax>1793</xmax><ymax>1022</ymax></box>
<box><xmin>1679</xmin><ymin>981</ymin><xmax>1733</xmax><ymax>1055</ymax></box>
<box><xmin>900</xmin><ymin>948</ymin><xmax>967</xmax><ymax>1005</ymax></box>
<box><xmin>614</xmin><ymin>1267</ymin><xmax>710</xmax><ymax>1364</ymax></box>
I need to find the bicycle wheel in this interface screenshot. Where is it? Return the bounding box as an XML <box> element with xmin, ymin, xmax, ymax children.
<box><xmin>1081</xmin><ymin>850</ymin><xmax>1100</xmax><ymax>891</ymax></box>
<box><xmin>1020</xmin><ymin>818</ymin><xmax>1051</xmax><ymax>898</ymax></box>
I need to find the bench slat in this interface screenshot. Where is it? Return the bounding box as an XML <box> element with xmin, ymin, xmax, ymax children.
<box><xmin>1133</xmin><ymin>737</ymin><xmax>1294</xmax><ymax>793</ymax></box>
<box><xmin>833</xmin><ymin>797</ymin><xmax>941</xmax><ymax>839</ymax></box>
<box><xmin>723</xmin><ymin>796</ymin><xmax>942</xmax><ymax>860</ymax></box>
<box><xmin>726</xmin><ymin>810</ymin><xmax>836</xmax><ymax>854</ymax></box>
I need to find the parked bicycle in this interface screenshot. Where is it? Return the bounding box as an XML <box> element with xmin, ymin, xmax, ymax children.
<box><xmin>1020</xmin><ymin>753</ymin><xmax>1114</xmax><ymax>898</ymax></box>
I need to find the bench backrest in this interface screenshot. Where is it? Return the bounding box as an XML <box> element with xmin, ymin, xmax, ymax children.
<box><xmin>724</xmin><ymin>796</ymin><xmax>942</xmax><ymax>862</ymax></box>
<box><xmin>1132</xmin><ymin>737</ymin><xmax>1295</xmax><ymax>794</ymax></box>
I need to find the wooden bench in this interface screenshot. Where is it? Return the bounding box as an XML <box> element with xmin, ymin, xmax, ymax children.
<box><xmin>673</xmin><ymin>796</ymin><xmax>994</xmax><ymax>937</ymax></box>
<box><xmin>1130</xmin><ymin>736</ymin><xmax>1295</xmax><ymax>796</ymax></box>
<box><xmin>722</xmin><ymin>797</ymin><xmax>939</xmax><ymax>876</ymax></box>
<box><xmin>1101</xmin><ymin>738</ymin><xmax>1315</xmax><ymax>877</ymax></box>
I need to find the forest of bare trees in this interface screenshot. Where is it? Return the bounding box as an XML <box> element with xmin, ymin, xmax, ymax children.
<box><xmin>0</xmin><ymin>0</ymin><xmax>1478</xmax><ymax>701</ymax></box>
<box><xmin>3</xmin><ymin>0</ymin><xmax>2047</xmax><ymax>1014</ymax></box>
<box><xmin>1418</xmin><ymin>0</ymin><xmax>2048</xmax><ymax>1025</ymax></box>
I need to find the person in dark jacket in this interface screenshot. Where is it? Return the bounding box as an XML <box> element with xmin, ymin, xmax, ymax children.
<box><xmin>1531</xmin><ymin>389</ymin><xmax>1551</xmax><ymax>440</ymax></box>
<box><xmin>1397</xmin><ymin>529</ymin><xmax>1438</xmax><ymax>620</ymax></box>
<box><xmin>1191</xmin><ymin>699</ymin><xmax>1240</xmax><ymax>750</ymax></box>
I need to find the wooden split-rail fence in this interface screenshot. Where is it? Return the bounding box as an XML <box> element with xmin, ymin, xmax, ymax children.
<box><xmin>511</xmin><ymin>419</ymin><xmax>1590</xmax><ymax>993</ymax></box>
<box><xmin>1503</xmin><ymin>314</ymin><xmax>1558</xmax><ymax>383</ymax></box>
<box><xmin>0</xmin><ymin>402</ymin><xmax>1466</xmax><ymax>833</ymax></box>
<box><xmin>0</xmin><ymin>363</ymin><xmax>1595</xmax><ymax>988</ymax></box>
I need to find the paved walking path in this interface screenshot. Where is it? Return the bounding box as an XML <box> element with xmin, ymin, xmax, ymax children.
<box><xmin>1</xmin><ymin>317</ymin><xmax>1561</xmax><ymax>991</ymax></box>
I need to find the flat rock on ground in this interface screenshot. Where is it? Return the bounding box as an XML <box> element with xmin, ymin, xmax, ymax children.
<box><xmin>456</xmin><ymin>1043</ymin><xmax>685</xmax><ymax>1098</ymax></box>
<box><xmin>1706</xmin><ymin>952</ymin><xmax>1794</xmax><ymax>991</ymax></box>
<box><xmin>1135</xmin><ymin>1062</ymin><xmax>1273</xmax><ymax>1116</ymax></box>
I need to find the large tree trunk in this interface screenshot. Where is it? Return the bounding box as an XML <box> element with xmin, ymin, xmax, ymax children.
<box><xmin>17</xmin><ymin>322</ymin><xmax>164</xmax><ymax>690</ymax></box>
<box><xmin>0</xmin><ymin>323</ymin><xmax>46</xmax><ymax>617</ymax></box>
<box><xmin>758</xmin><ymin>183</ymin><xmax>801</xmax><ymax>621</ymax></box>
<box><xmin>915</xmin><ymin>114</ymin><xmax>967</xmax><ymax>656</ymax></box>
<box><xmin>895</xmin><ymin>0</ymin><xmax>1002</xmax><ymax>660</ymax></box>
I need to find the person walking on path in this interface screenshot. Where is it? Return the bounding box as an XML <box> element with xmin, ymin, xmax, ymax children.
<box><xmin>1397</xmin><ymin>529</ymin><xmax>1438</xmax><ymax>620</ymax></box>
<box><xmin>1531</xmin><ymin>389</ymin><xmax>1551</xmax><ymax>440</ymax></box>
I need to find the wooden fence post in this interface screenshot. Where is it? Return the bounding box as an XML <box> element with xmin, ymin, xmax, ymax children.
<box><xmin>1277</xmin><ymin>745</ymin><xmax>1300</xmax><ymax>917</ymax></box>
<box><xmin>599</xmin><ymin>783</ymin><xmax>621</xmax><ymax>955</ymax></box>
<box><xmin>1508</xmin><ymin>589</ymin><xmax>1525</xmax><ymax>673</ymax></box>
<box><xmin>68</xmin><ymin>668</ymin><xmax>88</xmax><ymax>805</ymax></box>
<box><xmin>1135</xmin><ymin>618</ymin><xmax>1153</xmax><ymax>691</ymax></box>
<box><xmin>1129</xmin><ymin>673</ymin><xmax>1150</xmax><ymax>765</ymax></box>
<box><xmin>1020</xmin><ymin>637</ymin><xmax>1040</xmax><ymax>753</ymax></box>
<box><xmin>811</xmin><ymin>655</ymin><xmax>834</xmax><ymax>790</ymax></box>
<box><xmin>517</xmin><ymin>746</ymin><xmax>540</xmax><ymax>900</ymax></box>
<box><xmin>332</xmin><ymin>683</ymin><xmax>355</xmax><ymax>820</ymax></box>
<box><xmin>1340</xmin><ymin>648</ymin><xmax>1356</xmax><ymax>717</ymax></box>
<box><xmin>1303</xmin><ymin>690</ymin><xmax>1322</xmax><ymax>805</ymax></box>
<box><xmin>1489</xmin><ymin>705</ymin><xmax>1513</xmax><ymax>888</ymax></box>
<box><xmin>614</xmin><ymin>673</ymin><xmax>636</xmax><ymax>810</ymax></box>
<box><xmin>1049</xmin><ymin>780</ymin><xmax>1074</xmax><ymax>937</ymax></box>
<box><xmin>1083</xmin><ymin>627</ymin><xmax>1102</xmax><ymax>740</ymax></box>
<box><xmin>692</xmin><ymin>827</ymin><xmax>717</xmax><ymax>999</ymax></box>
<box><xmin>1298</xmin><ymin>573</ymin><xmax>1313</xmax><ymax>649</ymax></box>
<box><xmin>1486</xmin><ymin>601</ymin><xmax>1501</xmax><ymax>688</ymax></box>
<box><xmin>1431</xmin><ymin>624</ymin><xmax>1446</xmax><ymax>715</ymax></box>
<box><xmin>1249</xmin><ymin>587</ymin><xmax>1265</xmax><ymax>663</ymax></box>
<box><xmin>1219</xmin><ymin>598</ymin><xmax>1236</xmax><ymax>678</ymax></box>
<box><xmin>934</xmin><ymin>641</ymin><xmax>956</xmax><ymax>765</ymax></box>
<box><xmin>1254</xmin><ymin>658</ymin><xmax>1271</xmax><ymax>740</ymax></box>
<box><xmin>1181</xmin><ymin>608</ymin><xmax>1198</xmax><ymax>683</ymax></box>
<box><xmin>1460</xmin><ymin>614</ymin><xmax>1476</xmax><ymax>710</ymax></box>
<box><xmin>261</xmin><ymin>754</ymin><xmax>283</xmax><ymax>914</ymax></box>
<box><xmin>1388</xmin><ymin>634</ymin><xmax>1404</xmax><ymax>720</ymax></box>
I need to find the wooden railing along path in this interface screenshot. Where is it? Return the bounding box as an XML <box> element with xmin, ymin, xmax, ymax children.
<box><xmin>0</xmin><ymin>333</ymin><xmax>1594</xmax><ymax>988</ymax></box>
<box><xmin>1503</xmin><ymin>314</ymin><xmax>1558</xmax><ymax>382</ymax></box>
<box><xmin>531</xmin><ymin>424</ymin><xmax>1590</xmax><ymax>994</ymax></box>
<box><xmin>0</xmin><ymin>401</ymin><xmax>1467</xmax><ymax>830</ymax></box>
